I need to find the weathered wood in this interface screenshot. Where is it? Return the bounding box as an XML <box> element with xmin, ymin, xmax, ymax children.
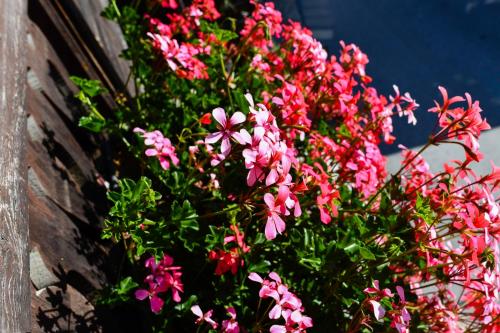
<box><xmin>31</xmin><ymin>284</ymin><xmax>101</xmax><ymax>333</ymax></box>
<box><xmin>0</xmin><ymin>0</ymin><xmax>31</xmax><ymax>331</ymax></box>
<box><xmin>28</xmin><ymin>187</ymin><xmax>107</xmax><ymax>292</ymax></box>
<box><xmin>23</xmin><ymin>0</ymin><xmax>136</xmax><ymax>330</ymax></box>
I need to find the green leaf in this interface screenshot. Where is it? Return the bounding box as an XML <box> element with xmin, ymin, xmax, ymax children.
<box><xmin>117</xmin><ymin>276</ymin><xmax>139</xmax><ymax>295</ymax></box>
<box><xmin>213</xmin><ymin>28</ymin><xmax>238</xmax><ymax>42</ymax></box>
<box><xmin>171</xmin><ymin>200</ymin><xmax>198</xmax><ymax>222</ymax></box>
<box><xmin>343</xmin><ymin>243</ymin><xmax>359</xmax><ymax>256</ymax></box>
<box><xmin>174</xmin><ymin>295</ymin><xmax>198</xmax><ymax>312</ymax></box>
<box><xmin>248</xmin><ymin>260</ymin><xmax>271</xmax><ymax>273</ymax></box>
<box><xmin>200</xmin><ymin>21</ymin><xmax>238</xmax><ymax>42</ymax></box>
<box><xmin>79</xmin><ymin>115</ymin><xmax>106</xmax><ymax>132</ymax></box>
<box><xmin>253</xmin><ymin>233</ymin><xmax>266</xmax><ymax>245</ymax></box>
<box><xmin>233</xmin><ymin>90</ymin><xmax>250</xmax><ymax>114</ymax></box>
<box><xmin>171</xmin><ymin>200</ymin><xmax>199</xmax><ymax>251</ymax></box>
<box><xmin>359</xmin><ymin>247</ymin><xmax>376</xmax><ymax>260</ymax></box>
<box><xmin>70</xmin><ymin>76</ymin><xmax>107</xmax><ymax>97</ymax></box>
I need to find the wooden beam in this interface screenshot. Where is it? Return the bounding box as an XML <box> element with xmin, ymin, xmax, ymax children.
<box><xmin>0</xmin><ymin>0</ymin><xmax>30</xmax><ymax>331</ymax></box>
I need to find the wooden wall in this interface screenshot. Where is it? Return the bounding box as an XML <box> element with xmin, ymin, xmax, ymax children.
<box><xmin>1</xmin><ymin>0</ymin><xmax>130</xmax><ymax>331</ymax></box>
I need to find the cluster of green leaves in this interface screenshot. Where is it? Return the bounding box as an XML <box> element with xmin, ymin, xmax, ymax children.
<box><xmin>70</xmin><ymin>76</ymin><xmax>107</xmax><ymax>132</ymax></box>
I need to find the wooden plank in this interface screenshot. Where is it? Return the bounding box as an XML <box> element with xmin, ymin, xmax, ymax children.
<box><xmin>0</xmin><ymin>0</ymin><xmax>31</xmax><ymax>331</ymax></box>
<box><xmin>70</xmin><ymin>0</ymin><xmax>132</xmax><ymax>92</ymax></box>
<box><xmin>28</xmin><ymin>187</ymin><xmax>107</xmax><ymax>293</ymax></box>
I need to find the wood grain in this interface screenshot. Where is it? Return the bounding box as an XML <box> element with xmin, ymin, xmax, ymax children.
<box><xmin>0</xmin><ymin>0</ymin><xmax>31</xmax><ymax>331</ymax></box>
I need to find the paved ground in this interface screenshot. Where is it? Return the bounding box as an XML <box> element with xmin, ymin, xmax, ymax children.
<box><xmin>274</xmin><ymin>0</ymin><xmax>500</xmax><ymax>161</ymax></box>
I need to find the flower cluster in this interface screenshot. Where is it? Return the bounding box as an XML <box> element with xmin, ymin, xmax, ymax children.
<box><xmin>134</xmin><ymin>127</ymin><xmax>179</xmax><ymax>170</ymax></box>
<box><xmin>135</xmin><ymin>254</ymin><xmax>183</xmax><ymax>313</ymax></box>
<box><xmin>191</xmin><ymin>305</ymin><xmax>241</xmax><ymax>333</ymax></box>
<box><xmin>430</xmin><ymin>86</ymin><xmax>491</xmax><ymax>160</ymax></box>
<box><xmin>249</xmin><ymin>272</ymin><xmax>313</xmax><ymax>332</ymax></box>
<box><xmin>146</xmin><ymin>0</ymin><xmax>220</xmax><ymax>80</ymax></box>
<box><xmin>147</xmin><ymin>32</ymin><xmax>209</xmax><ymax>80</ymax></box>
<box><xmin>203</xmin><ymin>94</ymin><xmax>302</xmax><ymax>240</ymax></box>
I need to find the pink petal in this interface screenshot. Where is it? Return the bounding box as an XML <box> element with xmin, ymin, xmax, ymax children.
<box><xmin>272</xmin><ymin>214</ymin><xmax>286</xmax><ymax>234</ymax></box>
<box><xmin>264</xmin><ymin>193</ymin><xmax>275</xmax><ymax>210</ymax></box>
<box><xmin>265</xmin><ymin>217</ymin><xmax>277</xmax><ymax>240</ymax></box>
<box><xmin>281</xmin><ymin>156</ymin><xmax>291</xmax><ymax>175</ymax></box>
<box><xmin>266</xmin><ymin>169</ymin><xmax>279</xmax><ymax>186</ymax></box>
<box><xmin>319</xmin><ymin>207</ymin><xmax>331</xmax><ymax>224</ymax></box>
<box><xmin>396</xmin><ymin>286</ymin><xmax>406</xmax><ymax>302</ymax></box>
<box><xmin>290</xmin><ymin>310</ymin><xmax>302</xmax><ymax>323</ymax></box>
<box><xmin>269</xmin><ymin>272</ymin><xmax>282</xmax><ymax>283</ymax></box>
<box><xmin>171</xmin><ymin>288</ymin><xmax>181</xmax><ymax>302</ymax></box>
<box><xmin>244</xmin><ymin>93</ymin><xmax>254</xmax><ymax>108</ymax></box>
<box><xmin>276</xmin><ymin>186</ymin><xmax>290</xmax><ymax>205</ymax></box>
<box><xmin>293</xmin><ymin>201</ymin><xmax>302</xmax><ymax>217</ymax></box>
<box><xmin>191</xmin><ymin>305</ymin><xmax>203</xmax><ymax>318</ymax></box>
<box><xmin>301</xmin><ymin>316</ymin><xmax>313</xmax><ymax>328</ymax></box>
<box><xmin>253</xmin><ymin>127</ymin><xmax>265</xmax><ymax>141</ymax></box>
<box><xmin>205</xmin><ymin>131</ymin><xmax>223</xmax><ymax>144</ymax></box>
<box><xmin>212</xmin><ymin>107</ymin><xmax>227</xmax><ymax>127</ymax></box>
<box><xmin>227</xmin><ymin>307</ymin><xmax>237</xmax><ymax>319</ymax></box>
<box><xmin>247</xmin><ymin>168</ymin><xmax>258</xmax><ymax>186</ymax></box>
<box><xmin>232</xmin><ymin>129</ymin><xmax>252</xmax><ymax>145</ymax></box>
<box><xmin>159</xmin><ymin>157</ymin><xmax>170</xmax><ymax>170</ymax></box>
<box><xmin>206</xmin><ymin>318</ymin><xmax>218</xmax><ymax>329</ymax></box>
<box><xmin>269</xmin><ymin>304</ymin><xmax>282</xmax><ymax>319</ymax></box>
<box><xmin>150</xmin><ymin>295</ymin><xmax>164</xmax><ymax>314</ymax></box>
<box><xmin>272</xmin><ymin>97</ymin><xmax>284</xmax><ymax>105</ymax></box>
<box><xmin>270</xmin><ymin>325</ymin><xmax>286</xmax><ymax>333</ymax></box>
<box><xmin>135</xmin><ymin>289</ymin><xmax>149</xmax><ymax>300</ymax></box>
<box><xmin>145</xmin><ymin>148</ymin><xmax>158</xmax><ymax>156</ymax></box>
<box><xmin>229</xmin><ymin>112</ymin><xmax>246</xmax><ymax>126</ymax></box>
<box><xmin>363</xmin><ymin>287</ymin><xmax>379</xmax><ymax>294</ymax></box>
<box><xmin>170</xmin><ymin>154</ymin><xmax>180</xmax><ymax>166</ymax></box>
<box><xmin>221</xmin><ymin>137</ymin><xmax>231</xmax><ymax>155</ymax></box>
<box><xmin>248</xmin><ymin>272</ymin><xmax>263</xmax><ymax>283</ymax></box>
<box><xmin>369</xmin><ymin>300</ymin><xmax>385</xmax><ymax>321</ymax></box>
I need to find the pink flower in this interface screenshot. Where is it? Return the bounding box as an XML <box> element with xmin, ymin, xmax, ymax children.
<box><xmin>134</xmin><ymin>128</ymin><xmax>179</xmax><ymax>170</ymax></box>
<box><xmin>205</xmin><ymin>107</ymin><xmax>251</xmax><ymax>156</ymax></box>
<box><xmin>389</xmin><ymin>85</ymin><xmax>418</xmax><ymax>125</ymax></box>
<box><xmin>429</xmin><ymin>86</ymin><xmax>490</xmax><ymax>160</ymax></box>
<box><xmin>221</xmin><ymin>307</ymin><xmax>240</xmax><ymax>333</ymax></box>
<box><xmin>249</xmin><ymin>272</ymin><xmax>313</xmax><ymax>332</ymax></box>
<box><xmin>160</xmin><ymin>0</ymin><xmax>178</xmax><ymax>8</ymax></box>
<box><xmin>147</xmin><ymin>33</ymin><xmax>209</xmax><ymax>80</ymax></box>
<box><xmin>135</xmin><ymin>254</ymin><xmax>183</xmax><ymax>313</ymax></box>
<box><xmin>263</xmin><ymin>186</ymin><xmax>290</xmax><ymax>240</ymax></box>
<box><xmin>191</xmin><ymin>305</ymin><xmax>218</xmax><ymax>329</ymax></box>
<box><xmin>369</xmin><ymin>300</ymin><xmax>386</xmax><ymax>321</ymax></box>
<box><xmin>135</xmin><ymin>289</ymin><xmax>164</xmax><ymax>314</ymax></box>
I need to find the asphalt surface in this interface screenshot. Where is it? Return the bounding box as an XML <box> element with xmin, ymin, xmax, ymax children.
<box><xmin>274</xmin><ymin>0</ymin><xmax>500</xmax><ymax>153</ymax></box>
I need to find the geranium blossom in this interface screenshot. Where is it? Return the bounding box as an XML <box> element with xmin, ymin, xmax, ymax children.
<box><xmin>221</xmin><ymin>307</ymin><xmax>240</xmax><ymax>333</ymax></box>
<box><xmin>191</xmin><ymin>305</ymin><xmax>218</xmax><ymax>329</ymax></box>
<box><xmin>134</xmin><ymin>128</ymin><xmax>179</xmax><ymax>170</ymax></box>
<box><xmin>135</xmin><ymin>254</ymin><xmax>183</xmax><ymax>313</ymax></box>
<box><xmin>249</xmin><ymin>272</ymin><xmax>313</xmax><ymax>332</ymax></box>
<box><xmin>205</xmin><ymin>107</ymin><xmax>251</xmax><ymax>156</ymax></box>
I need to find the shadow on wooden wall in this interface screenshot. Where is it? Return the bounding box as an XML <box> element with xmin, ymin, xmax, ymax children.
<box><xmin>21</xmin><ymin>0</ymin><xmax>137</xmax><ymax>331</ymax></box>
